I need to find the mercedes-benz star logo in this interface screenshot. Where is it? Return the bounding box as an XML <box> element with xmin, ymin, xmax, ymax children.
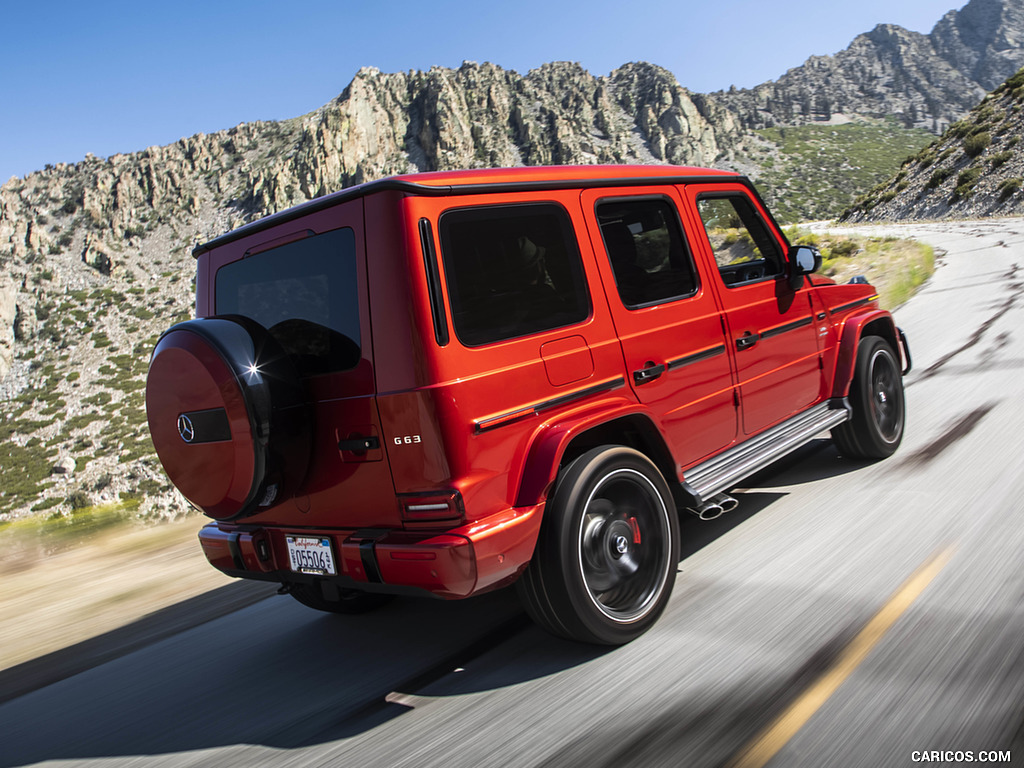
<box><xmin>177</xmin><ymin>413</ymin><xmax>196</xmax><ymax>443</ymax></box>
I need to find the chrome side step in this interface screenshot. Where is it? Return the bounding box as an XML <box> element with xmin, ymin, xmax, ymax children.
<box><xmin>681</xmin><ymin>399</ymin><xmax>850</xmax><ymax>507</ymax></box>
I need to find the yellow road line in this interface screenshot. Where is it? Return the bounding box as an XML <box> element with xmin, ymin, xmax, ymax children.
<box><xmin>728</xmin><ymin>547</ymin><xmax>955</xmax><ymax>768</ymax></box>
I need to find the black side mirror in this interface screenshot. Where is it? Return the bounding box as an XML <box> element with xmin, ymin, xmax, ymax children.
<box><xmin>788</xmin><ymin>245</ymin><xmax>821</xmax><ymax>289</ymax></box>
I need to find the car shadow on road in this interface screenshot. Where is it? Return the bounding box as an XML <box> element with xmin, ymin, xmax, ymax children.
<box><xmin>739</xmin><ymin>437</ymin><xmax>874</xmax><ymax>488</ymax></box>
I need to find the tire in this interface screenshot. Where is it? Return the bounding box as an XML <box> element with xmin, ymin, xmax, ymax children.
<box><xmin>288</xmin><ymin>583</ymin><xmax>394</xmax><ymax>615</ymax></box>
<box><xmin>833</xmin><ymin>336</ymin><xmax>905</xmax><ymax>459</ymax></box>
<box><xmin>516</xmin><ymin>446</ymin><xmax>680</xmax><ymax>645</ymax></box>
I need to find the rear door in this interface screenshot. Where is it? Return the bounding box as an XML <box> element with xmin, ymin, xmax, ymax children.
<box><xmin>682</xmin><ymin>184</ymin><xmax>824</xmax><ymax>436</ymax></box>
<box><xmin>209</xmin><ymin>198</ymin><xmax>398</xmax><ymax>528</ymax></box>
<box><xmin>581</xmin><ymin>186</ymin><xmax>737</xmax><ymax>469</ymax></box>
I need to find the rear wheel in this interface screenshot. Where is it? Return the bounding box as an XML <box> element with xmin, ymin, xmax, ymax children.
<box><xmin>516</xmin><ymin>446</ymin><xmax>680</xmax><ymax>645</ymax></box>
<box><xmin>833</xmin><ymin>335</ymin><xmax>905</xmax><ymax>459</ymax></box>
<box><xmin>288</xmin><ymin>583</ymin><xmax>393</xmax><ymax>615</ymax></box>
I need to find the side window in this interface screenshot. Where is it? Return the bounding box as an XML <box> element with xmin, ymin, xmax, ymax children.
<box><xmin>596</xmin><ymin>197</ymin><xmax>698</xmax><ymax>308</ymax></box>
<box><xmin>439</xmin><ymin>203</ymin><xmax>590</xmax><ymax>347</ymax></box>
<box><xmin>215</xmin><ymin>228</ymin><xmax>360</xmax><ymax>375</ymax></box>
<box><xmin>697</xmin><ymin>195</ymin><xmax>784</xmax><ymax>287</ymax></box>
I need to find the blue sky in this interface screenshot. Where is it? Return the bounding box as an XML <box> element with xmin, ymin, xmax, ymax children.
<box><xmin>1</xmin><ymin>0</ymin><xmax>965</xmax><ymax>183</ymax></box>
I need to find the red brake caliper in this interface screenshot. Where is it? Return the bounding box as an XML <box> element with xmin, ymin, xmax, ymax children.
<box><xmin>628</xmin><ymin>516</ymin><xmax>641</xmax><ymax>545</ymax></box>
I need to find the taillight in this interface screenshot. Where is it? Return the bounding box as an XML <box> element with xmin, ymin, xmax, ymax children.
<box><xmin>398</xmin><ymin>490</ymin><xmax>465</xmax><ymax>523</ymax></box>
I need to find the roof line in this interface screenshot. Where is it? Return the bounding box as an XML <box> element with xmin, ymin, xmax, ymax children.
<box><xmin>193</xmin><ymin>172</ymin><xmax>753</xmax><ymax>257</ymax></box>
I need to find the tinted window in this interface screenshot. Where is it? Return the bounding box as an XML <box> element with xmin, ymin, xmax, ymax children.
<box><xmin>215</xmin><ymin>228</ymin><xmax>360</xmax><ymax>375</ymax></box>
<box><xmin>696</xmin><ymin>195</ymin><xmax>784</xmax><ymax>286</ymax></box>
<box><xmin>596</xmin><ymin>198</ymin><xmax>698</xmax><ymax>308</ymax></box>
<box><xmin>439</xmin><ymin>204</ymin><xmax>590</xmax><ymax>346</ymax></box>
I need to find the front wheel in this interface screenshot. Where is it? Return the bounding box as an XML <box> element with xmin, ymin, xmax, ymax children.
<box><xmin>833</xmin><ymin>336</ymin><xmax>905</xmax><ymax>459</ymax></box>
<box><xmin>516</xmin><ymin>446</ymin><xmax>680</xmax><ymax>645</ymax></box>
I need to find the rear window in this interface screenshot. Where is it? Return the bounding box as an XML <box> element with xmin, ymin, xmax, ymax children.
<box><xmin>215</xmin><ymin>228</ymin><xmax>360</xmax><ymax>375</ymax></box>
<box><xmin>438</xmin><ymin>203</ymin><xmax>590</xmax><ymax>346</ymax></box>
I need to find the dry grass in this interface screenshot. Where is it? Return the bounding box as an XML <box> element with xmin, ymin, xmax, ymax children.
<box><xmin>788</xmin><ymin>227</ymin><xmax>936</xmax><ymax>309</ymax></box>
<box><xmin>0</xmin><ymin>514</ymin><xmax>232</xmax><ymax>671</ymax></box>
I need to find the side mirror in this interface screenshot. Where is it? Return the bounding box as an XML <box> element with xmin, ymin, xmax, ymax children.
<box><xmin>788</xmin><ymin>245</ymin><xmax>821</xmax><ymax>289</ymax></box>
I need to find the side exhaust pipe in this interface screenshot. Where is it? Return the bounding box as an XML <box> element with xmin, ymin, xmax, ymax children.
<box><xmin>687</xmin><ymin>493</ymin><xmax>738</xmax><ymax>521</ymax></box>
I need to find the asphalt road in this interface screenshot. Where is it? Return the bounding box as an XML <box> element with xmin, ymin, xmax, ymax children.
<box><xmin>3</xmin><ymin>218</ymin><xmax>1024</xmax><ymax>768</ymax></box>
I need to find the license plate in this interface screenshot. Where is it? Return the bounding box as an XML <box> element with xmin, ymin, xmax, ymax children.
<box><xmin>286</xmin><ymin>536</ymin><xmax>337</xmax><ymax>575</ymax></box>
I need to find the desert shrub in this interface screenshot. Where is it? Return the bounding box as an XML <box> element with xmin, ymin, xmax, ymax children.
<box><xmin>963</xmin><ymin>132</ymin><xmax>992</xmax><ymax>158</ymax></box>
<box><xmin>831</xmin><ymin>240</ymin><xmax>859</xmax><ymax>257</ymax></box>
<box><xmin>952</xmin><ymin>167</ymin><xmax>983</xmax><ymax>200</ymax></box>
<box><xmin>31</xmin><ymin>497</ymin><xmax>62</xmax><ymax>512</ymax></box>
<box><xmin>957</xmin><ymin>167</ymin><xmax>983</xmax><ymax>187</ymax></box>
<box><xmin>67</xmin><ymin>490</ymin><xmax>92</xmax><ymax>510</ymax></box>
<box><xmin>948</xmin><ymin>120</ymin><xmax>972</xmax><ymax>139</ymax></box>
<box><xmin>927</xmin><ymin>168</ymin><xmax>953</xmax><ymax>189</ymax></box>
<box><xmin>915</xmin><ymin>148</ymin><xmax>937</xmax><ymax>168</ymax></box>
<box><xmin>999</xmin><ymin>177</ymin><xmax>1022</xmax><ymax>200</ymax></box>
<box><xmin>990</xmin><ymin>151</ymin><xmax>1014</xmax><ymax>168</ymax></box>
<box><xmin>996</xmin><ymin>69</ymin><xmax>1024</xmax><ymax>94</ymax></box>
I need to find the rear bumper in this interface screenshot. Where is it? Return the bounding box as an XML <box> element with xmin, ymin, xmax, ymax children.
<box><xmin>198</xmin><ymin>503</ymin><xmax>544</xmax><ymax>599</ymax></box>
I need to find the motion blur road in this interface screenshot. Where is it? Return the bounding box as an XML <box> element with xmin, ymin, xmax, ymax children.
<box><xmin>3</xmin><ymin>219</ymin><xmax>1024</xmax><ymax>768</ymax></box>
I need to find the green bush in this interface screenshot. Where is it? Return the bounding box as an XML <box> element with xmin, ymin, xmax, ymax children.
<box><xmin>916</xmin><ymin>149</ymin><xmax>937</xmax><ymax>169</ymax></box>
<box><xmin>948</xmin><ymin>120</ymin><xmax>972</xmax><ymax>139</ymax></box>
<box><xmin>990</xmin><ymin>151</ymin><xmax>1014</xmax><ymax>168</ymax></box>
<box><xmin>927</xmin><ymin>168</ymin><xmax>953</xmax><ymax>189</ymax></box>
<box><xmin>831</xmin><ymin>240</ymin><xmax>859</xmax><ymax>257</ymax></box>
<box><xmin>999</xmin><ymin>178</ymin><xmax>1022</xmax><ymax>201</ymax></box>
<box><xmin>952</xmin><ymin>167</ymin><xmax>983</xmax><ymax>201</ymax></box>
<box><xmin>957</xmin><ymin>167</ymin><xmax>983</xmax><ymax>187</ymax></box>
<box><xmin>996</xmin><ymin>69</ymin><xmax>1024</xmax><ymax>94</ymax></box>
<box><xmin>31</xmin><ymin>497</ymin><xmax>62</xmax><ymax>512</ymax></box>
<box><xmin>963</xmin><ymin>132</ymin><xmax>992</xmax><ymax>158</ymax></box>
<box><xmin>67</xmin><ymin>491</ymin><xmax>92</xmax><ymax>510</ymax></box>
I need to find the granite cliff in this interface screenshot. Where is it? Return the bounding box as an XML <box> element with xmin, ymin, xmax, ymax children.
<box><xmin>716</xmin><ymin>0</ymin><xmax>1024</xmax><ymax>133</ymax></box>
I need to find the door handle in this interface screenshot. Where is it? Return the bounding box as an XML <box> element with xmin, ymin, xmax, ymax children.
<box><xmin>633</xmin><ymin>363</ymin><xmax>666</xmax><ymax>385</ymax></box>
<box><xmin>736</xmin><ymin>332</ymin><xmax>760</xmax><ymax>350</ymax></box>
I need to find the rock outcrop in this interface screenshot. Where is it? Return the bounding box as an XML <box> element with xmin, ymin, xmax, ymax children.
<box><xmin>238</xmin><ymin>61</ymin><xmax>742</xmax><ymax>215</ymax></box>
<box><xmin>0</xmin><ymin>276</ymin><xmax>15</xmax><ymax>380</ymax></box>
<box><xmin>716</xmin><ymin>0</ymin><xmax>1024</xmax><ymax>133</ymax></box>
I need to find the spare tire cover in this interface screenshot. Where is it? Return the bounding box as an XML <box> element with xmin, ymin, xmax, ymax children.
<box><xmin>146</xmin><ymin>316</ymin><xmax>310</xmax><ymax>520</ymax></box>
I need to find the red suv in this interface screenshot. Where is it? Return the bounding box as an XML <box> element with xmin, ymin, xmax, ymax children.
<box><xmin>146</xmin><ymin>165</ymin><xmax>909</xmax><ymax>644</ymax></box>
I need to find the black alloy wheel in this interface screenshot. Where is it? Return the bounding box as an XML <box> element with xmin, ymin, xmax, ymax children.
<box><xmin>516</xmin><ymin>446</ymin><xmax>680</xmax><ymax>645</ymax></box>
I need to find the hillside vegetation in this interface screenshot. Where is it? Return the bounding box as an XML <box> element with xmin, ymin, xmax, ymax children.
<box><xmin>843</xmin><ymin>67</ymin><xmax>1024</xmax><ymax>221</ymax></box>
<box><xmin>756</xmin><ymin>121</ymin><xmax>934</xmax><ymax>222</ymax></box>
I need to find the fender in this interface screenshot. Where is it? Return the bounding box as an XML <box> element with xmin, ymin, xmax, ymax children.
<box><xmin>514</xmin><ymin>402</ymin><xmax>667</xmax><ymax>508</ymax></box>
<box><xmin>830</xmin><ymin>309</ymin><xmax>900</xmax><ymax>397</ymax></box>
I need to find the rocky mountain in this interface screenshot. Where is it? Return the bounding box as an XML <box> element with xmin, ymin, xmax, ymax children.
<box><xmin>4</xmin><ymin>0</ymin><xmax>1024</xmax><ymax>520</ymax></box>
<box><xmin>0</xmin><ymin>61</ymin><xmax>745</xmax><ymax>521</ymax></box>
<box><xmin>716</xmin><ymin>0</ymin><xmax>1024</xmax><ymax>133</ymax></box>
<box><xmin>841</xmin><ymin>68</ymin><xmax>1024</xmax><ymax>221</ymax></box>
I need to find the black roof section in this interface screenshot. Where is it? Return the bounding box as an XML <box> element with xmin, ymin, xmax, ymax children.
<box><xmin>192</xmin><ymin>172</ymin><xmax>761</xmax><ymax>257</ymax></box>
